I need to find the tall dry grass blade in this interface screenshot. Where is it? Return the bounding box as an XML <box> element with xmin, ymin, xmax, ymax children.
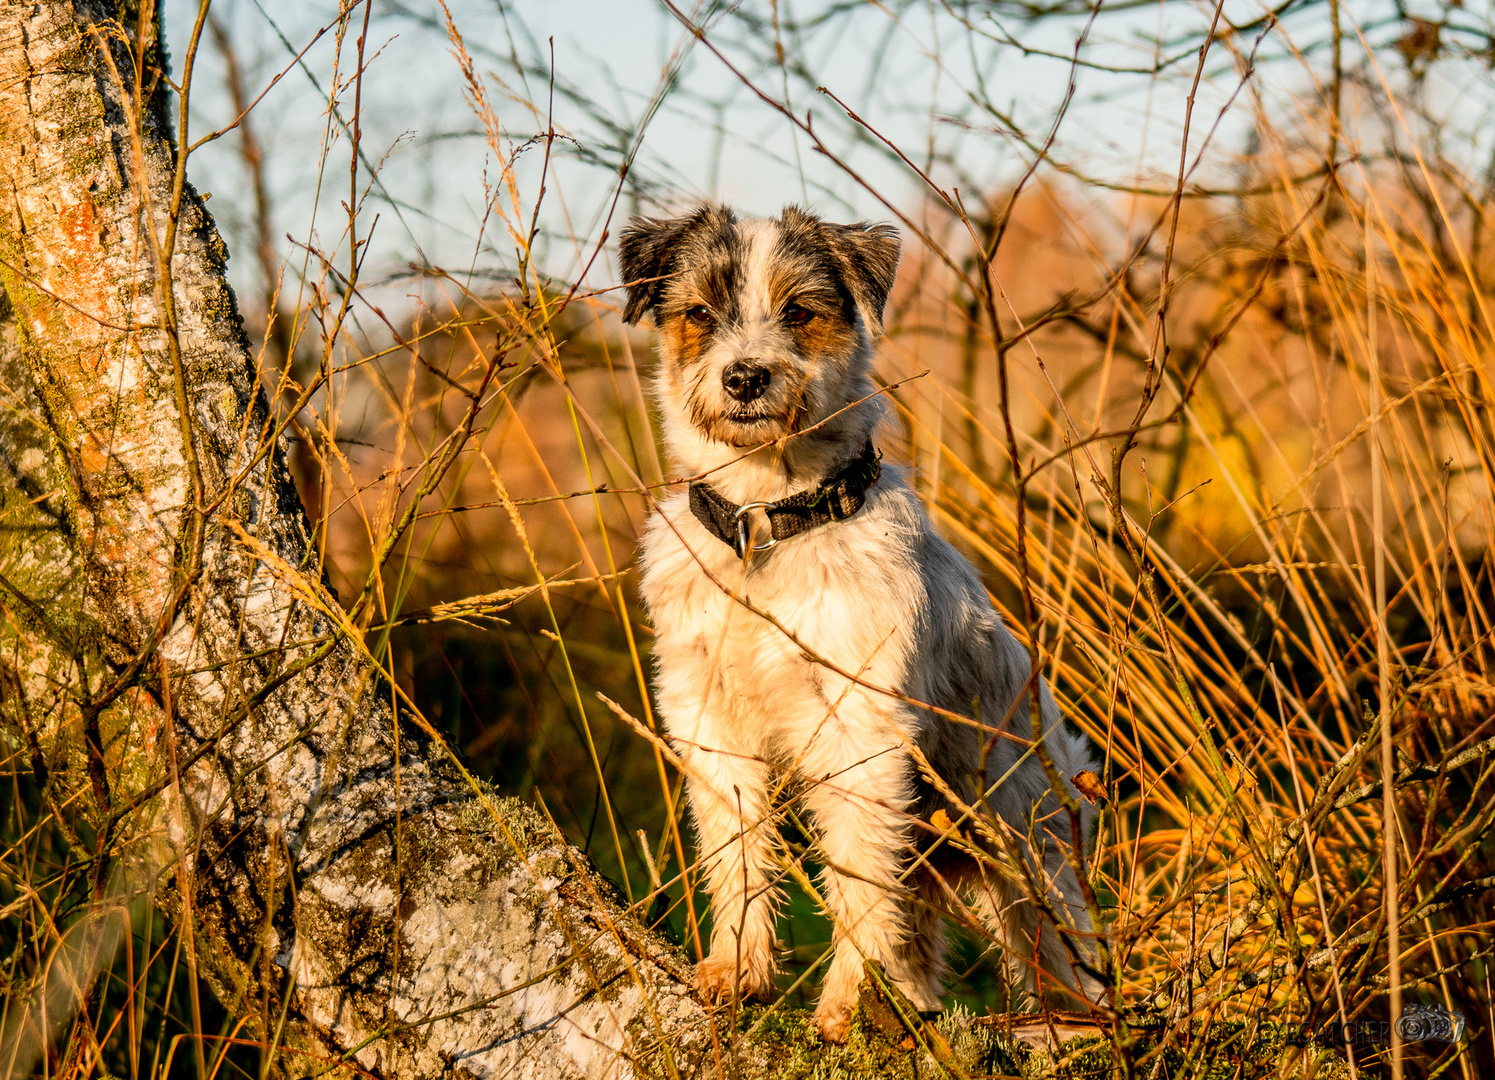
<box><xmin>1368</xmin><ymin>194</ymin><xmax>1403</xmax><ymax>1080</ymax></box>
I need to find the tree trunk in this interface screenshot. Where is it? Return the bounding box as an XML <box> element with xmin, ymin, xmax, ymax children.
<box><xmin>0</xmin><ymin>2</ymin><xmax>729</xmax><ymax>1076</ymax></box>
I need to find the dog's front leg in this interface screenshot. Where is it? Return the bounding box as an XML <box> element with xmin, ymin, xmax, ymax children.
<box><xmin>796</xmin><ymin>710</ymin><xmax>925</xmax><ymax>1042</ymax></box>
<box><xmin>681</xmin><ymin>744</ymin><xmax>781</xmax><ymax>1003</ymax></box>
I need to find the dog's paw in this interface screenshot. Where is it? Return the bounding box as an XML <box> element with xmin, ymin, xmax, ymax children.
<box><xmin>695</xmin><ymin>955</ymin><xmax>738</xmax><ymax>1002</ymax></box>
<box><xmin>813</xmin><ymin>994</ymin><xmax>856</xmax><ymax>1043</ymax></box>
<box><xmin>695</xmin><ymin>954</ymin><xmax>772</xmax><ymax>1003</ymax></box>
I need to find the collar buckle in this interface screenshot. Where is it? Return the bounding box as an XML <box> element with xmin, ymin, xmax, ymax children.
<box><xmin>732</xmin><ymin>501</ymin><xmax>780</xmax><ymax>559</ymax></box>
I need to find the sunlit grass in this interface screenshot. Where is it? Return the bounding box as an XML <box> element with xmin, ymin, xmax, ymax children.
<box><xmin>5</xmin><ymin>1</ymin><xmax>1495</xmax><ymax>1076</ymax></box>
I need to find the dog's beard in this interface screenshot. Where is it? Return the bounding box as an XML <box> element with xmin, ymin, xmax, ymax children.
<box><xmin>687</xmin><ymin>399</ymin><xmax>795</xmax><ymax>447</ymax></box>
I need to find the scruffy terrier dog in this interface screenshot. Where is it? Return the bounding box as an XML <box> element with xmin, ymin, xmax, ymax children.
<box><xmin>621</xmin><ymin>204</ymin><xmax>1100</xmax><ymax>1042</ymax></box>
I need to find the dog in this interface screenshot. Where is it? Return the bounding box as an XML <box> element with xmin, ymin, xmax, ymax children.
<box><xmin>620</xmin><ymin>204</ymin><xmax>1101</xmax><ymax>1042</ymax></box>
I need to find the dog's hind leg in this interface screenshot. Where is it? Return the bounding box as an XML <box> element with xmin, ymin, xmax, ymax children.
<box><xmin>682</xmin><ymin>745</ymin><xmax>782</xmax><ymax>1003</ymax></box>
<box><xmin>963</xmin><ymin>841</ymin><xmax>1101</xmax><ymax>1009</ymax></box>
<box><xmin>1036</xmin><ymin>842</ymin><xmax>1105</xmax><ymax>1006</ymax></box>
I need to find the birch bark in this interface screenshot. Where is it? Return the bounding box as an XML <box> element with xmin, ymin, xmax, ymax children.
<box><xmin>0</xmin><ymin>2</ymin><xmax>721</xmax><ymax>1076</ymax></box>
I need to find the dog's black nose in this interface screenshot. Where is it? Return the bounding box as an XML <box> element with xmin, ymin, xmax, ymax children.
<box><xmin>722</xmin><ymin>362</ymin><xmax>770</xmax><ymax>403</ymax></box>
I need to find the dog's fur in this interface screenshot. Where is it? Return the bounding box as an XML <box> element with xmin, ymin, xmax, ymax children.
<box><xmin>621</xmin><ymin>204</ymin><xmax>1100</xmax><ymax>1042</ymax></box>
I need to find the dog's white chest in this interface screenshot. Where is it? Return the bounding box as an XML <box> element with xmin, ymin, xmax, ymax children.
<box><xmin>638</xmin><ymin>496</ymin><xmax>921</xmax><ymax>753</ymax></box>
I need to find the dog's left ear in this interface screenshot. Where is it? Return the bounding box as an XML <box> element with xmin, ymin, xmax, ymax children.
<box><xmin>824</xmin><ymin>221</ymin><xmax>901</xmax><ymax>337</ymax></box>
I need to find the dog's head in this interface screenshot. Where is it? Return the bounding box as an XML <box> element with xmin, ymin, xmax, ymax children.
<box><xmin>619</xmin><ymin>204</ymin><xmax>899</xmax><ymax>449</ymax></box>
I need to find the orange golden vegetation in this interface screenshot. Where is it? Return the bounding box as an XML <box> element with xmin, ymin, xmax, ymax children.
<box><xmin>288</xmin><ymin>141</ymin><xmax>1494</xmax><ymax>1074</ymax></box>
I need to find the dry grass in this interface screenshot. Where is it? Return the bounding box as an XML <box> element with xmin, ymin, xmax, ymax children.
<box><xmin>5</xmin><ymin>0</ymin><xmax>1495</xmax><ymax>1076</ymax></box>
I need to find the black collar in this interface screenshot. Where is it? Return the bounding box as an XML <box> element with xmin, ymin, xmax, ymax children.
<box><xmin>688</xmin><ymin>443</ymin><xmax>882</xmax><ymax>559</ymax></box>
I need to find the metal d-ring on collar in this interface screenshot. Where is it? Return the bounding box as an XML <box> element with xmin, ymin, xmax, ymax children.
<box><xmin>687</xmin><ymin>442</ymin><xmax>883</xmax><ymax>560</ymax></box>
<box><xmin>731</xmin><ymin>502</ymin><xmax>781</xmax><ymax>558</ymax></box>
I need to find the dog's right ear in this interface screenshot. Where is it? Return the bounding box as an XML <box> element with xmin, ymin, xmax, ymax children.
<box><xmin>618</xmin><ymin>214</ymin><xmax>692</xmax><ymax>324</ymax></box>
<box><xmin>823</xmin><ymin>221</ymin><xmax>901</xmax><ymax>338</ymax></box>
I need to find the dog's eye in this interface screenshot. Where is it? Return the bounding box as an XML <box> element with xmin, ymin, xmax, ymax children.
<box><xmin>685</xmin><ymin>305</ymin><xmax>715</xmax><ymax>325</ymax></box>
<box><xmin>784</xmin><ymin>304</ymin><xmax>812</xmax><ymax>326</ymax></box>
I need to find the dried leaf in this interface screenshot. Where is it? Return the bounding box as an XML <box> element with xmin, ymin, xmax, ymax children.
<box><xmin>1073</xmin><ymin>769</ymin><xmax>1107</xmax><ymax>804</ymax></box>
